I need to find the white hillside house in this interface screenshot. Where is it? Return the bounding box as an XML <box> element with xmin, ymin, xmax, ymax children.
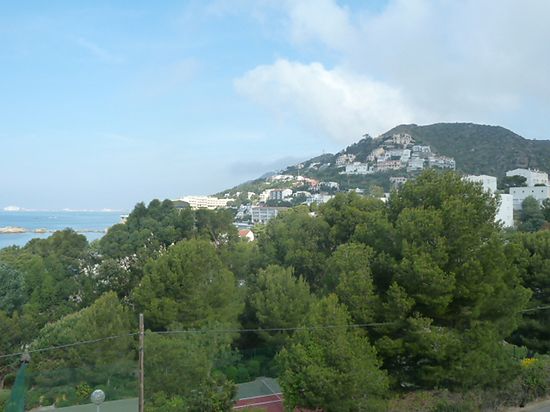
<box><xmin>335</xmin><ymin>154</ymin><xmax>356</xmax><ymax>167</ymax></box>
<box><xmin>510</xmin><ymin>186</ymin><xmax>550</xmax><ymax>210</ymax></box>
<box><xmin>506</xmin><ymin>168</ymin><xmax>549</xmax><ymax>187</ymax></box>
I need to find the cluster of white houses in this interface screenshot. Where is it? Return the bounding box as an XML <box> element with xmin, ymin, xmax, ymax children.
<box><xmin>337</xmin><ymin>133</ymin><xmax>456</xmax><ymax>175</ymax></box>
<box><xmin>465</xmin><ymin>168</ymin><xmax>549</xmax><ymax>228</ymax></box>
<box><xmin>174</xmin><ymin>168</ymin><xmax>548</xmax><ymax>229</ymax></box>
<box><xmin>505</xmin><ymin>168</ymin><xmax>550</xmax><ymax>209</ymax></box>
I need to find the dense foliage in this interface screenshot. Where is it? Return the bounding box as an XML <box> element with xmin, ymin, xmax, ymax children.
<box><xmin>1</xmin><ymin>171</ymin><xmax>550</xmax><ymax>411</ymax></box>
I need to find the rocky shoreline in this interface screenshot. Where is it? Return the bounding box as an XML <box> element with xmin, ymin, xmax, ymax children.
<box><xmin>0</xmin><ymin>226</ymin><xmax>106</xmax><ymax>234</ymax></box>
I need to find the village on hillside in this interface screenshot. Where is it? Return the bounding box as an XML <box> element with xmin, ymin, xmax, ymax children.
<box><xmin>173</xmin><ymin>136</ymin><xmax>550</xmax><ymax>237</ymax></box>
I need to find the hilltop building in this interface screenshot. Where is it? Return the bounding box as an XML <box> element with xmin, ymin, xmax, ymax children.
<box><xmin>506</xmin><ymin>168</ymin><xmax>549</xmax><ymax>187</ymax></box>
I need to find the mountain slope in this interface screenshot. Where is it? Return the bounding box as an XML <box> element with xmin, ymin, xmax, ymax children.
<box><xmin>219</xmin><ymin>123</ymin><xmax>550</xmax><ymax>196</ymax></box>
<box><xmin>379</xmin><ymin>123</ymin><xmax>550</xmax><ymax>177</ymax></box>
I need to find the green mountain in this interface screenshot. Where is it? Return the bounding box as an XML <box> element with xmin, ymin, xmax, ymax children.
<box><xmin>380</xmin><ymin>123</ymin><xmax>550</xmax><ymax>176</ymax></box>
<box><xmin>220</xmin><ymin>123</ymin><xmax>550</xmax><ymax>196</ymax></box>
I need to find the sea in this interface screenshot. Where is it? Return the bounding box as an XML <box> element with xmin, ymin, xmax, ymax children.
<box><xmin>0</xmin><ymin>211</ymin><xmax>124</xmax><ymax>249</ymax></box>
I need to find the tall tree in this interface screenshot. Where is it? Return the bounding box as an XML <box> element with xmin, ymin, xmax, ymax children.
<box><xmin>248</xmin><ymin>265</ymin><xmax>314</xmax><ymax>347</ymax></box>
<box><xmin>259</xmin><ymin>206</ymin><xmax>331</xmax><ymax>289</ymax></box>
<box><xmin>519</xmin><ymin>196</ymin><xmax>546</xmax><ymax>232</ymax></box>
<box><xmin>0</xmin><ymin>263</ymin><xmax>25</xmax><ymax>315</ymax></box>
<box><xmin>277</xmin><ymin>295</ymin><xmax>389</xmax><ymax>411</ymax></box>
<box><xmin>325</xmin><ymin>243</ymin><xmax>378</xmax><ymax>324</ymax></box>
<box><xmin>508</xmin><ymin>231</ymin><xmax>550</xmax><ymax>353</ymax></box>
<box><xmin>133</xmin><ymin>239</ymin><xmax>243</xmax><ymax>330</ymax></box>
<box><xmin>145</xmin><ymin>333</ymin><xmax>235</xmax><ymax>412</ymax></box>
<box><xmin>28</xmin><ymin>292</ymin><xmax>135</xmax><ymax>407</ymax></box>
<box><xmin>362</xmin><ymin>171</ymin><xmax>530</xmax><ymax>388</ymax></box>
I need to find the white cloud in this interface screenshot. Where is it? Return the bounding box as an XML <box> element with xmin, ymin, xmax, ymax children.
<box><xmin>235</xmin><ymin>59</ymin><xmax>415</xmax><ymax>143</ymax></box>
<box><xmin>285</xmin><ymin>0</ymin><xmax>359</xmax><ymax>53</ymax></box>
<box><xmin>236</xmin><ymin>0</ymin><xmax>550</xmax><ymax>138</ymax></box>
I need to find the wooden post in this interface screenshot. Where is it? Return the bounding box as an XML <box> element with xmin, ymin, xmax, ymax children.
<box><xmin>139</xmin><ymin>313</ymin><xmax>144</xmax><ymax>412</ymax></box>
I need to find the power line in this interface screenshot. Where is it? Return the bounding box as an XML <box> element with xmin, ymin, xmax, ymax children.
<box><xmin>0</xmin><ymin>333</ymin><xmax>138</xmax><ymax>360</ymax></box>
<box><xmin>0</xmin><ymin>322</ymin><xmax>390</xmax><ymax>361</ymax></box>
<box><xmin>153</xmin><ymin>322</ymin><xmax>393</xmax><ymax>336</ymax></box>
<box><xmin>2</xmin><ymin>304</ymin><xmax>550</xmax><ymax>361</ymax></box>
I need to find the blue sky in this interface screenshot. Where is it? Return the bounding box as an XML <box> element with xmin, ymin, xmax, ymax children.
<box><xmin>1</xmin><ymin>0</ymin><xmax>549</xmax><ymax>210</ymax></box>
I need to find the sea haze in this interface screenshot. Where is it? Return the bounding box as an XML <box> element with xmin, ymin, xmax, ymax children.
<box><xmin>0</xmin><ymin>211</ymin><xmax>123</xmax><ymax>248</ymax></box>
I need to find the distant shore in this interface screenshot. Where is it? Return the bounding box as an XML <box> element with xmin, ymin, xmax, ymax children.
<box><xmin>0</xmin><ymin>226</ymin><xmax>107</xmax><ymax>235</ymax></box>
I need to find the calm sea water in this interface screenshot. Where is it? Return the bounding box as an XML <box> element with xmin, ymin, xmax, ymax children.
<box><xmin>0</xmin><ymin>211</ymin><xmax>123</xmax><ymax>249</ymax></box>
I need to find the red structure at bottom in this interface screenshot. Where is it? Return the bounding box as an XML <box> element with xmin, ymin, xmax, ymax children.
<box><xmin>233</xmin><ymin>393</ymin><xmax>284</xmax><ymax>411</ymax></box>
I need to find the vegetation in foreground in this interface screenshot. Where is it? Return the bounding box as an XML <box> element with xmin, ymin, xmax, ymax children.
<box><xmin>1</xmin><ymin>170</ymin><xmax>550</xmax><ymax>411</ymax></box>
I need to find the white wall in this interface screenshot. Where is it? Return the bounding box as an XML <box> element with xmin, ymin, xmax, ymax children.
<box><xmin>496</xmin><ymin>194</ymin><xmax>514</xmax><ymax>228</ymax></box>
<box><xmin>510</xmin><ymin>186</ymin><xmax>550</xmax><ymax>210</ymax></box>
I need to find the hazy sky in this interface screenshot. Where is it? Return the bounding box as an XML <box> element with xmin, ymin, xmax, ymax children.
<box><xmin>1</xmin><ymin>0</ymin><xmax>549</xmax><ymax>210</ymax></box>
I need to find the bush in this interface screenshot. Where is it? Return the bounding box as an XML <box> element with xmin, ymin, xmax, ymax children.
<box><xmin>0</xmin><ymin>389</ymin><xmax>11</xmax><ymax>410</ymax></box>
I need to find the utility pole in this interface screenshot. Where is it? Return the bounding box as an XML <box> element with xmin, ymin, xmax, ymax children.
<box><xmin>139</xmin><ymin>313</ymin><xmax>144</xmax><ymax>412</ymax></box>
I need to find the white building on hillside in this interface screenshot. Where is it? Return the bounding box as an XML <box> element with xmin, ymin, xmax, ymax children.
<box><xmin>335</xmin><ymin>154</ymin><xmax>356</xmax><ymax>167</ymax></box>
<box><xmin>464</xmin><ymin>175</ymin><xmax>513</xmax><ymax>227</ymax></box>
<box><xmin>251</xmin><ymin>206</ymin><xmax>287</xmax><ymax>223</ymax></box>
<box><xmin>407</xmin><ymin>157</ymin><xmax>425</xmax><ymax>172</ymax></box>
<box><xmin>510</xmin><ymin>186</ymin><xmax>550</xmax><ymax>210</ymax></box>
<box><xmin>179</xmin><ymin>196</ymin><xmax>233</xmax><ymax>210</ymax></box>
<box><xmin>465</xmin><ymin>175</ymin><xmax>498</xmax><ymax>193</ymax></box>
<box><xmin>506</xmin><ymin>169</ymin><xmax>549</xmax><ymax>187</ymax></box>
<box><xmin>269</xmin><ymin>189</ymin><xmax>293</xmax><ymax>201</ymax></box>
<box><xmin>343</xmin><ymin>163</ymin><xmax>371</xmax><ymax>175</ymax></box>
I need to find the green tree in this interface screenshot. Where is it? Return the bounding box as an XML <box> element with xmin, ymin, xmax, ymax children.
<box><xmin>519</xmin><ymin>196</ymin><xmax>545</xmax><ymax>232</ymax></box>
<box><xmin>133</xmin><ymin>239</ymin><xmax>243</xmax><ymax>330</ymax></box>
<box><xmin>371</xmin><ymin>171</ymin><xmax>530</xmax><ymax>388</ymax></box>
<box><xmin>498</xmin><ymin>175</ymin><xmax>527</xmax><ymax>192</ymax></box>
<box><xmin>325</xmin><ymin>243</ymin><xmax>378</xmax><ymax>324</ymax></box>
<box><xmin>218</xmin><ymin>239</ymin><xmax>264</xmax><ymax>282</ymax></box>
<box><xmin>0</xmin><ymin>311</ymin><xmax>22</xmax><ymax>388</ymax></box>
<box><xmin>369</xmin><ymin>185</ymin><xmax>385</xmax><ymax>198</ymax></box>
<box><xmin>195</xmin><ymin>209</ymin><xmax>238</xmax><ymax>245</ymax></box>
<box><xmin>145</xmin><ymin>333</ymin><xmax>235</xmax><ymax>412</ymax></box>
<box><xmin>508</xmin><ymin>231</ymin><xmax>550</xmax><ymax>353</ymax></box>
<box><xmin>248</xmin><ymin>265</ymin><xmax>314</xmax><ymax>347</ymax></box>
<box><xmin>31</xmin><ymin>292</ymin><xmax>133</xmax><ymax>370</ymax></box>
<box><xmin>99</xmin><ymin>199</ymin><xmax>195</xmax><ymax>261</ymax></box>
<box><xmin>320</xmin><ymin>192</ymin><xmax>386</xmax><ymax>246</ymax></box>
<box><xmin>542</xmin><ymin>198</ymin><xmax>550</xmax><ymax>222</ymax></box>
<box><xmin>259</xmin><ymin>206</ymin><xmax>331</xmax><ymax>289</ymax></box>
<box><xmin>28</xmin><ymin>292</ymin><xmax>135</xmax><ymax>406</ymax></box>
<box><xmin>277</xmin><ymin>295</ymin><xmax>389</xmax><ymax>411</ymax></box>
<box><xmin>0</xmin><ymin>263</ymin><xmax>25</xmax><ymax>315</ymax></box>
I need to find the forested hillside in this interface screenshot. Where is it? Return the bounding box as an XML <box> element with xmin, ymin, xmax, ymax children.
<box><xmin>381</xmin><ymin>123</ymin><xmax>550</xmax><ymax>176</ymax></box>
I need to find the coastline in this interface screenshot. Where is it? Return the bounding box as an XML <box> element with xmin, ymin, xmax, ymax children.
<box><xmin>0</xmin><ymin>226</ymin><xmax>107</xmax><ymax>234</ymax></box>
